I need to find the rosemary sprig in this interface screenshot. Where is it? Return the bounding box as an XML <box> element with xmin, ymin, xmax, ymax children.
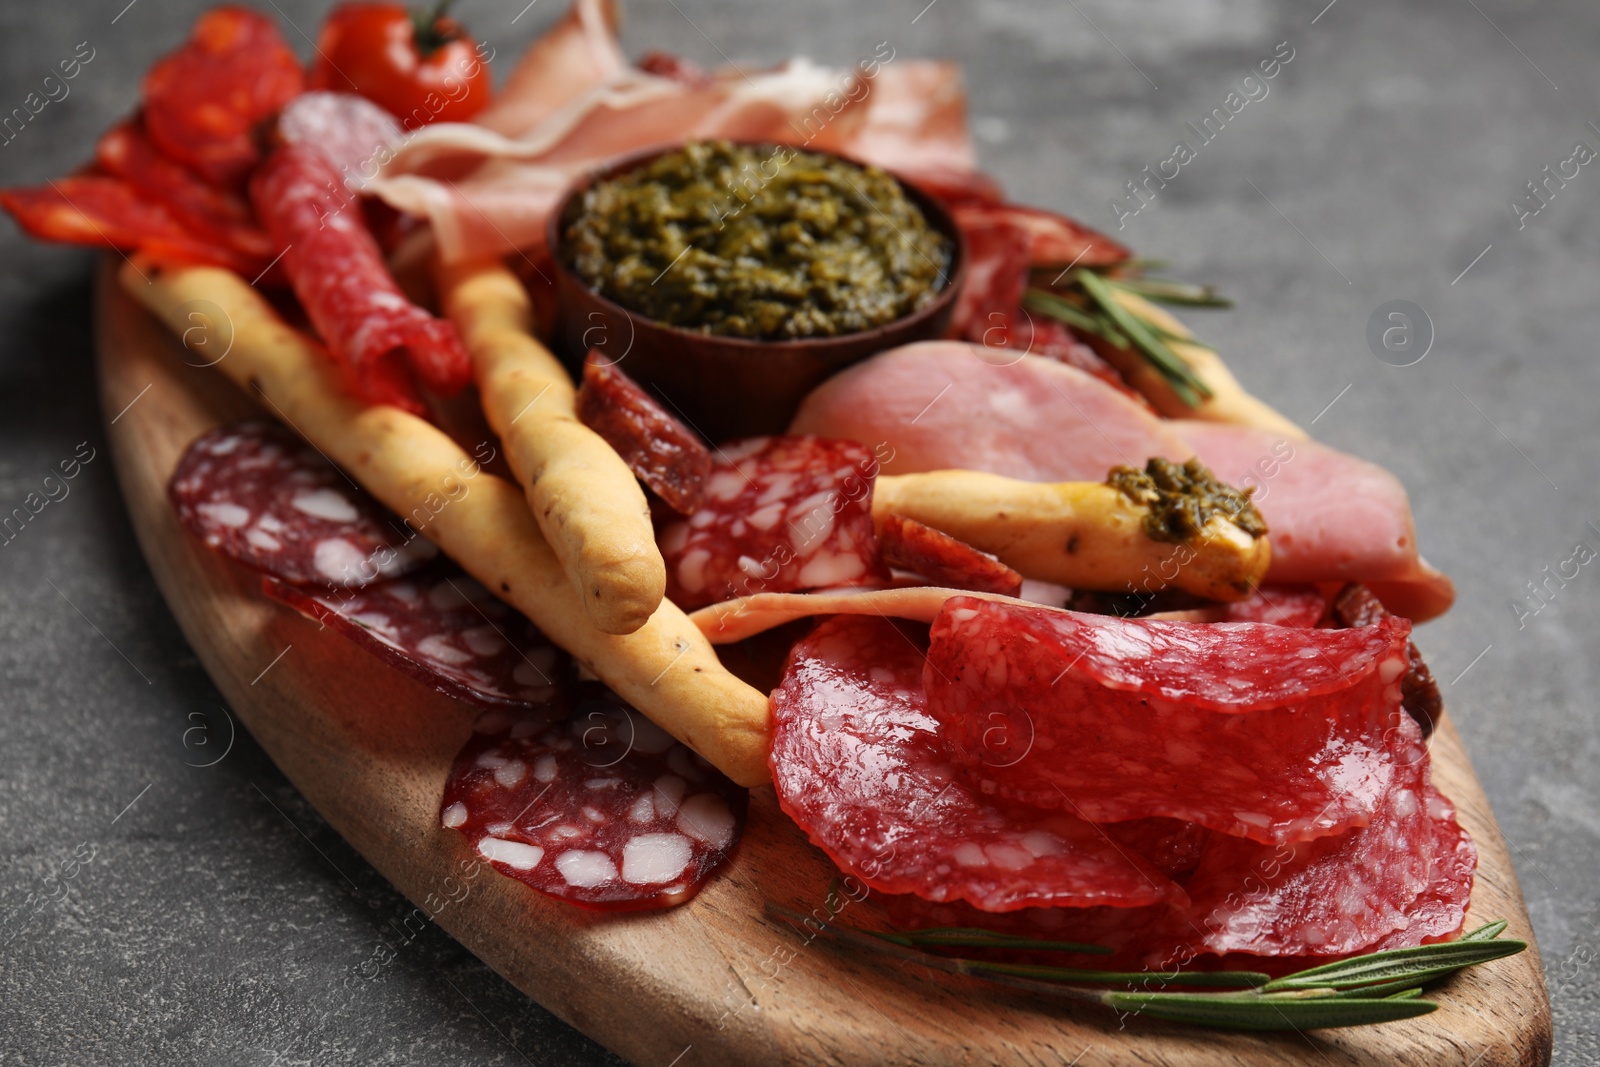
<box><xmin>765</xmin><ymin>904</ymin><xmax>1526</xmax><ymax>1033</ymax></box>
<box><xmin>1099</xmin><ymin>274</ymin><xmax>1234</xmax><ymax>308</ymax></box>
<box><xmin>866</xmin><ymin>925</ymin><xmax>1112</xmax><ymax>956</ymax></box>
<box><xmin>1071</xmin><ymin>269</ymin><xmax>1214</xmax><ymax>407</ymax></box>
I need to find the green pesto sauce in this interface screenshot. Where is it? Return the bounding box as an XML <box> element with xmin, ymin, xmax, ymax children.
<box><xmin>561</xmin><ymin>141</ymin><xmax>950</xmax><ymax>340</ymax></box>
<box><xmin>1108</xmin><ymin>457</ymin><xmax>1269</xmax><ymax>543</ymax></box>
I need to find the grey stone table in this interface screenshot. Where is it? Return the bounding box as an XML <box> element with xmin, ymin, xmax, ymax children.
<box><xmin>2</xmin><ymin>1</ymin><xmax>1595</xmax><ymax>1063</ymax></box>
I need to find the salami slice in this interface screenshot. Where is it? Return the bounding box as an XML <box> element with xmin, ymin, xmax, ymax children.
<box><xmin>1220</xmin><ymin>584</ymin><xmax>1329</xmax><ymax>627</ymax></box>
<box><xmin>925</xmin><ymin>597</ymin><xmax>1413</xmax><ymax>844</ymax></box>
<box><xmin>250</xmin><ymin>144</ymin><xmax>472</xmax><ymax>412</ymax></box>
<box><xmin>276</xmin><ymin>91</ymin><xmax>403</xmax><ymax>190</ymax></box>
<box><xmin>263</xmin><ymin>563</ymin><xmax>563</xmax><ymax>711</ymax></box>
<box><xmin>0</xmin><ymin>177</ymin><xmax>257</xmax><ymax>274</ymax></box>
<box><xmin>658</xmin><ymin>436</ymin><xmax>889</xmax><ymax>610</ymax></box>
<box><xmin>442</xmin><ymin>692</ymin><xmax>748</xmax><ymax>910</ymax></box>
<box><xmin>1181</xmin><ymin>715</ymin><xmax>1450</xmax><ymax>958</ymax></box>
<box><xmin>96</xmin><ymin>121</ymin><xmax>275</xmax><ymax>265</ymax></box>
<box><xmin>952</xmin><ymin>203</ymin><xmax>1130</xmax><ymax>269</ymax></box>
<box><xmin>170</xmin><ymin>421</ymin><xmax>436</xmax><ymax>587</ymax></box>
<box><xmin>142</xmin><ymin>6</ymin><xmax>305</xmax><ymax>184</ymax></box>
<box><xmin>878</xmin><ymin>514</ymin><xmax>1022</xmax><ymax>596</ymax></box>
<box><xmin>1369</xmin><ymin>784</ymin><xmax>1475</xmax><ymax>949</ymax></box>
<box><xmin>770</xmin><ymin>615</ymin><xmax>1183</xmax><ymax>912</ymax></box>
<box><xmin>577</xmin><ymin>351</ymin><xmax>711</xmax><ymax>514</ymax></box>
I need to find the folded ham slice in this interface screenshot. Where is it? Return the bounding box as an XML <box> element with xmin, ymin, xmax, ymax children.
<box><xmin>366</xmin><ymin>0</ymin><xmax>978</xmax><ymax>264</ymax></box>
<box><xmin>791</xmin><ymin>342</ymin><xmax>1454</xmax><ymax>620</ymax></box>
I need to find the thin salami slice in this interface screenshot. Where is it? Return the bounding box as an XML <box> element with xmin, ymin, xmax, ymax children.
<box><xmin>770</xmin><ymin>615</ymin><xmax>1183</xmax><ymax>912</ymax></box>
<box><xmin>577</xmin><ymin>350</ymin><xmax>711</xmax><ymax>514</ymax></box>
<box><xmin>442</xmin><ymin>692</ymin><xmax>748</xmax><ymax>910</ymax></box>
<box><xmin>1181</xmin><ymin>715</ymin><xmax>1450</xmax><ymax>958</ymax></box>
<box><xmin>0</xmin><ymin>177</ymin><xmax>257</xmax><ymax>274</ymax></box>
<box><xmin>658</xmin><ymin>436</ymin><xmax>888</xmax><ymax>610</ymax></box>
<box><xmin>925</xmin><ymin>597</ymin><xmax>1413</xmax><ymax>844</ymax></box>
<box><xmin>170</xmin><ymin>421</ymin><xmax>436</xmax><ymax>587</ymax></box>
<box><xmin>1368</xmin><ymin>784</ymin><xmax>1475</xmax><ymax>949</ymax></box>
<box><xmin>96</xmin><ymin>121</ymin><xmax>275</xmax><ymax>265</ymax></box>
<box><xmin>142</xmin><ymin>6</ymin><xmax>304</xmax><ymax>184</ymax></box>
<box><xmin>249</xmin><ymin>144</ymin><xmax>472</xmax><ymax>412</ymax></box>
<box><xmin>263</xmin><ymin>563</ymin><xmax>564</xmax><ymax>711</ymax></box>
<box><xmin>947</xmin><ymin>214</ymin><xmax>1029</xmax><ymax>342</ymax></box>
<box><xmin>879</xmin><ymin>514</ymin><xmax>1022</xmax><ymax>596</ymax></box>
<box><xmin>1220</xmin><ymin>584</ymin><xmax>1329</xmax><ymax>627</ymax></box>
<box><xmin>276</xmin><ymin>91</ymin><xmax>403</xmax><ymax>190</ymax></box>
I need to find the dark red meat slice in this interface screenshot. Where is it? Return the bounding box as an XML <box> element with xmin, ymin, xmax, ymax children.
<box><xmin>250</xmin><ymin>144</ymin><xmax>472</xmax><ymax>411</ymax></box>
<box><xmin>0</xmin><ymin>177</ymin><xmax>257</xmax><ymax>273</ymax></box>
<box><xmin>878</xmin><ymin>514</ymin><xmax>1022</xmax><ymax>596</ymax></box>
<box><xmin>658</xmin><ymin>436</ymin><xmax>888</xmax><ymax>610</ymax></box>
<box><xmin>142</xmin><ymin>6</ymin><xmax>304</xmax><ymax>184</ymax></box>
<box><xmin>276</xmin><ymin>91</ymin><xmax>403</xmax><ymax>188</ymax></box>
<box><xmin>1181</xmin><ymin>715</ymin><xmax>1457</xmax><ymax>958</ymax></box>
<box><xmin>770</xmin><ymin>615</ymin><xmax>1183</xmax><ymax>912</ymax></box>
<box><xmin>1331</xmin><ymin>582</ymin><xmax>1441</xmax><ymax>735</ymax></box>
<box><xmin>948</xmin><ymin>214</ymin><xmax>1029</xmax><ymax>342</ymax></box>
<box><xmin>924</xmin><ymin>597</ymin><xmax>1414</xmax><ymax>844</ymax></box>
<box><xmin>442</xmin><ymin>692</ymin><xmax>748</xmax><ymax>910</ymax></box>
<box><xmin>577</xmin><ymin>350</ymin><xmax>711</xmax><ymax>514</ymax></box>
<box><xmin>1102</xmin><ymin>818</ymin><xmax>1209</xmax><ymax>880</ymax></box>
<box><xmin>169</xmin><ymin>421</ymin><xmax>436</xmax><ymax>587</ymax></box>
<box><xmin>264</xmin><ymin>562</ymin><xmax>564</xmax><ymax>711</ymax></box>
<box><xmin>952</xmin><ymin>202</ymin><xmax>1130</xmax><ymax>270</ymax></box>
<box><xmin>96</xmin><ymin>121</ymin><xmax>275</xmax><ymax>265</ymax></box>
<box><xmin>905</xmin><ymin>168</ymin><xmax>1006</xmax><ymax>208</ymax></box>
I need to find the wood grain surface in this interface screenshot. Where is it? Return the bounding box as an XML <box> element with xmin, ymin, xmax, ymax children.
<box><xmin>95</xmin><ymin>260</ymin><xmax>1553</xmax><ymax>1066</ymax></box>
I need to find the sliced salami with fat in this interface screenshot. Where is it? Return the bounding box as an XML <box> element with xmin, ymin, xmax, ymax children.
<box><xmin>770</xmin><ymin>615</ymin><xmax>1183</xmax><ymax>912</ymax></box>
<box><xmin>878</xmin><ymin>514</ymin><xmax>1022</xmax><ymax>596</ymax></box>
<box><xmin>924</xmin><ymin>597</ymin><xmax>1412</xmax><ymax>845</ymax></box>
<box><xmin>577</xmin><ymin>351</ymin><xmax>711</xmax><ymax>514</ymax></box>
<box><xmin>442</xmin><ymin>693</ymin><xmax>748</xmax><ymax>910</ymax></box>
<box><xmin>658</xmin><ymin>436</ymin><xmax>888</xmax><ymax>610</ymax></box>
<box><xmin>170</xmin><ymin>421</ymin><xmax>435</xmax><ymax>587</ymax></box>
<box><xmin>276</xmin><ymin>91</ymin><xmax>403</xmax><ymax>190</ymax></box>
<box><xmin>263</xmin><ymin>562</ymin><xmax>565</xmax><ymax>711</ymax></box>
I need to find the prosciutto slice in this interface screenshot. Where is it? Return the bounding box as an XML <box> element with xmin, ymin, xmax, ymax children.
<box><xmin>792</xmin><ymin>342</ymin><xmax>1454</xmax><ymax>619</ymax></box>
<box><xmin>366</xmin><ymin>0</ymin><xmax>978</xmax><ymax>264</ymax></box>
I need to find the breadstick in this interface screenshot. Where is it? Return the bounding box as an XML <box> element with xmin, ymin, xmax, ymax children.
<box><xmin>436</xmin><ymin>258</ymin><xmax>664</xmax><ymax>636</ymax></box>
<box><xmin>1099</xmin><ymin>289</ymin><xmax>1307</xmax><ymax>440</ymax></box>
<box><xmin>122</xmin><ymin>262</ymin><xmax>770</xmax><ymax>787</ymax></box>
<box><xmin>873</xmin><ymin>470</ymin><xmax>1270</xmax><ymax>602</ymax></box>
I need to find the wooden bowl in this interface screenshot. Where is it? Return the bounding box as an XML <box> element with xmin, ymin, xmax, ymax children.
<box><xmin>547</xmin><ymin>144</ymin><xmax>967</xmax><ymax>443</ymax></box>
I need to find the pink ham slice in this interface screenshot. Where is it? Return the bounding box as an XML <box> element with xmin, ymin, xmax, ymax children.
<box><xmin>792</xmin><ymin>343</ymin><xmax>1454</xmax><ymax>620</ymax></box>
<box><xmin>770</xmin><ymin>615</ymin><xmax>1184</xmax><ymax>912</ymax></box>
<box><xmin>792</xmin><ymin>341</ymin><xmax>1190</xmax><ymax>483</ymax></box>
<box><xmin>443</xmin><ymin>691</ymin><xmax>748</xmax><ymax>911</ymax></box>
<box><xmin>923</xmin><ymin>597</ymin><xmax>1413</xmax><ymax>845</ymax></box>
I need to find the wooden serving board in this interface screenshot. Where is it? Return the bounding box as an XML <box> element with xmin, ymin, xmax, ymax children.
<box><xmin>94</xmin><ymin>261</ymin><xmax>1553</xmax><ymax>1066</ymax></box>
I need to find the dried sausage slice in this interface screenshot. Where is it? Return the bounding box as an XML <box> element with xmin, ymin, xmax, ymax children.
<box><xmin>925</xmin><ymin>597</ymin><xmax>1413</xmax><ymax>844</ymax></box>
<box><xmin>442</xmin><ymin>692</ymin><xmax>748</xmax><ymax>910</ymax></box>
<box><xmin>658</xmin><ymin>436</ymin><xmax>888</xmax><ymax>610</ymax></box>
<box><xmin>577</xmin><ymin>350</ymin><xmax>711</xmax><ymax>514</ymax></box>
<box><xmin>264</xmin><ymin>563</ymin><xmax>562</xmax><ymax>711</ymax></box>
<box><xmin>770</xmin><ymin>615</ymin><xmax>1183</xmax><ymax>912</ymax></box>
<box><xmin>878</xmin><ymin>514</ymin><xmax>1022</xmax><ymax>596</ymax></box>
<box><xmin>170</xmin><ymin>421</ymin><xmax>435</xmax><ymax>587</ymax></box>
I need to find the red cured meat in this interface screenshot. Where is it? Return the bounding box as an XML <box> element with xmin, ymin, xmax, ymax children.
<box><xmin>250</xmin><ymin>145</ymin><xmax>473</xmax><ymax>411</ymax></box>
<box><xmin>95</xmin><ymin>121</ymin><xmax>275</xmax><ymax>265</ymax></box>
<box><xmin>952</xmin><ymin>202</ymin><xmax>1130</xmax><ymax>270</ymax></box>
<box><xmin>142</xmin><ymin>7</ymin><xmax>305</xmax><ymax>184</ymax></box>
<box><xmin>170</xmin><ymin>421</ymin><xmax>436</xmax><ymax>587</ymax></box>
<box><xmin>1103</xmin><ymin>818</ymin><xmax>1209</xmax><ymax>880</ymax></box>
<box><xmin>924</xmin><ymin>597</ymin><xmax>1413</xmax><ymax>844</ymax></box>
<box><xmin>264</xmin><ymin>563</ymin><xmax>564</xmax><ymax>711</ymax></box>
<box><xmin>1181</xmin><ymin>715</ymin><xmax>1451</xmax><ymax>958</ymax></box>
<box><xmin>948</xmin><ymin>214</ymin><xmax>1029</xmax><ymax>342</ymax></box>
<box><xmin>770</xmin><ymin>616</ymin><xmax>1184</xmax><ymax>912</ymax></box>
<box><xmin>1368</xmin><ymin>784</ymin><xmax>1475</xmax><ymax>949</ymax></box>
<box><xmin>577</xmin><ymin>351</ymin><xmax>711</xmax><ymax>514</ymax></box>
<box><xmin>658</xmin><ymin>436</ymin><xmax>888</xmax><ymax>610</ymax></box>
<box><xmin>1331</xmin><ymin>582</ymin><xmax>1441</xmax><ymax>736</ymax></box>
<box><xmin>276</xmin><ymin>91</ymin><xmax>403</xmax><ymax>189</ymax></box>
<box><xmin>442</xmin><ymin>693</ymin><xmax>748</xmax><ymax>910</ymax></box>
<box><xmin>878</xmin><ymin>514</ymin><xmax>1022</xmax><ymax>596</ymax></box>
<box><xmin>0</xmin><ymin>177</ymin><xmax>257</xmax><ymax>274</ymax></box>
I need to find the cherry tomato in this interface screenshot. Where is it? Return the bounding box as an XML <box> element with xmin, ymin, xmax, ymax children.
<box><xmin>308</xmin><ymin>2</ymin><xmax>492</xmax><ymax>128</ymax></box>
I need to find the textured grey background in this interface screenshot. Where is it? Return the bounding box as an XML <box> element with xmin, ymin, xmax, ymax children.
<box><xmin>1</xmin><ymin>0</ymin><xmax>1595</xmax><ymax>1063</ymax></box>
